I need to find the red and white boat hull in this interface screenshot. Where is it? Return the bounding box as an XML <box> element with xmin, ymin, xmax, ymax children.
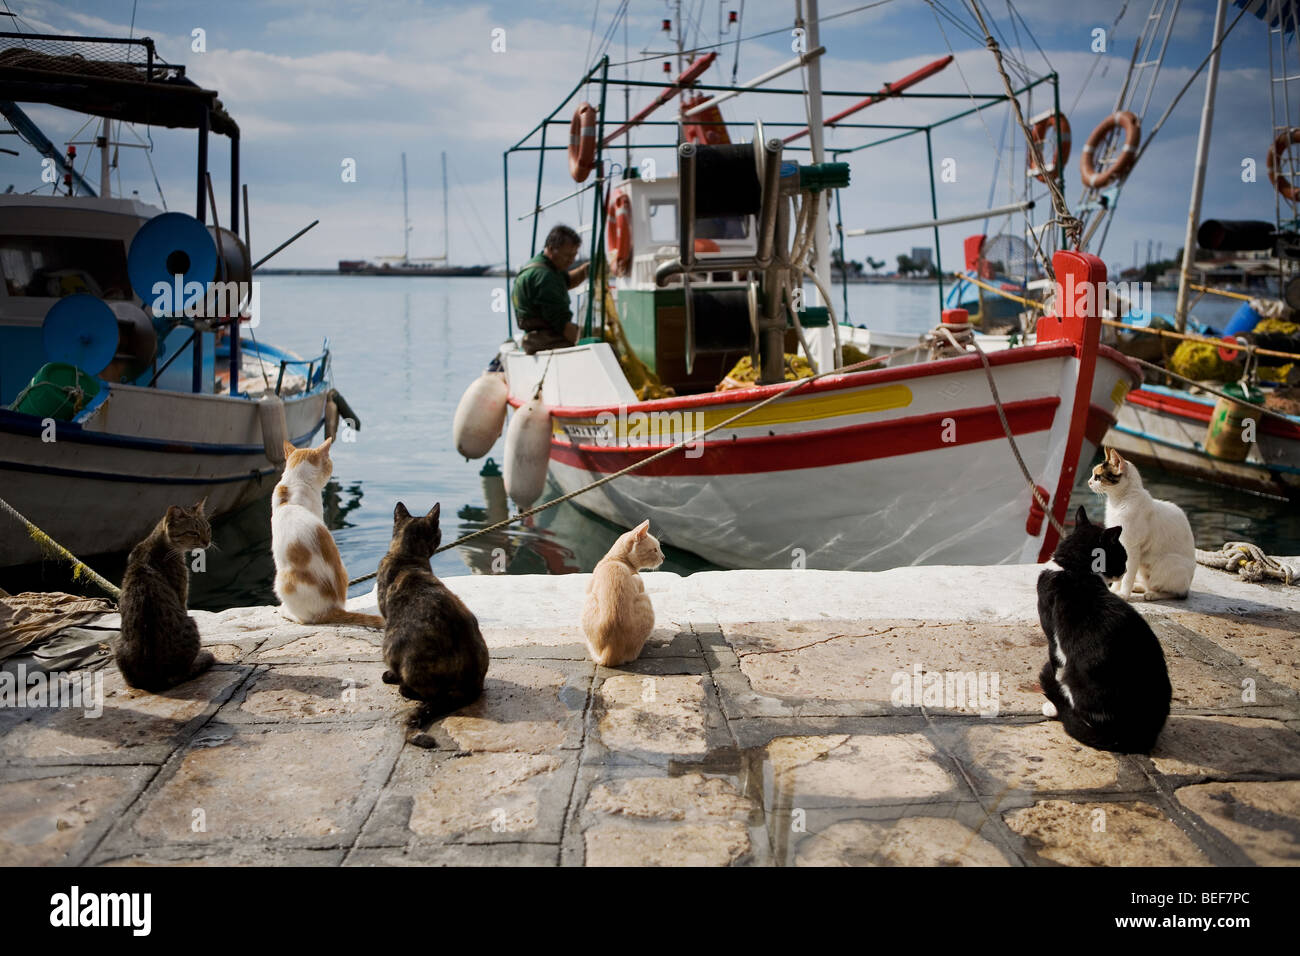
<box><xmin>502</xmin><ymin>252</ymin><xmax>1141</xmax><ymax>570</ymax></box>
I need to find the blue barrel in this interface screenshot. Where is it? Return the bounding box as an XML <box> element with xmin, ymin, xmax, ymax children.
<box><xmin>1224</xmin><ymin>301</ymin><xmax>1263</xmax><ymax>336</ymax></box>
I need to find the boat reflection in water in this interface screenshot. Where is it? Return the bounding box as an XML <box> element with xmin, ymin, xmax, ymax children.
<box><xmin>452</xmin><ymin>463</ymin><xmax>714</xmax><ymax>577</ymax></box>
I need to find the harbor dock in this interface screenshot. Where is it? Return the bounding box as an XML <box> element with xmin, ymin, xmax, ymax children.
<box><xmin>2</xmin><ymin>563</ymin><xmax>1298</xmax><ymax>867</ymax></box>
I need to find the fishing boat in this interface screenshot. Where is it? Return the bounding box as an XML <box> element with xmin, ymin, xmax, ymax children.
<box><xmin>337</xmin><ymin>151</ymin><xmax>491</xmax><ymax>277</ymax></box>
<box><xmin>457</xmin><ymin>3</ymin><xmax>1143</xmax><ymax>571</ymax></box>
<box><xmin>1000</xmin><ymin>0</ymin><xmax>1300</xmax><ymax>501</ymax></box>
<box><xmin>0</xmin><ymin>32</ymin><xmax>339</xmax><ymax>567</ymax></box>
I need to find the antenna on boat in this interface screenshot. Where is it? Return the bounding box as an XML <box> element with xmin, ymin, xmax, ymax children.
<box><xmin>1173</xmin><ymin>0</ymin><xmax>1228</xmax><ymax>333</ymax></box>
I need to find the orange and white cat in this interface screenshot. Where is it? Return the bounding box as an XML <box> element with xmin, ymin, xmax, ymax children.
<box><xmin>271</xmin><ymin>437</ymin><xmax>383</xmax><ymax>628</ymax></box>
<box><xmin>580</xmin><ymin>520</ymin><xmax>664</xmax><ymax>666</ymax></box>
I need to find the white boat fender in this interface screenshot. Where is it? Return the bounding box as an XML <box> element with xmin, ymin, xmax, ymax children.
<box><xmin>504</xmin><ymin>397</ymin><xmax>551</xmax><ymax>509</ymax></box>
<box><xmin>453</xmin><ymin>371</ymin><xmax>508</xmax><ymax>459</ymax></box>
<box><xmin>259</xmin><ymin>395</ymin><xmax>289</xmax><ymax>465</ymax></box>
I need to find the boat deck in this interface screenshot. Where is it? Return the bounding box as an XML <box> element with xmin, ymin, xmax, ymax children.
<box><xmin>2</xmin><ymin>563</ymin><xmax>1298</xmax><ymax>866</ymax></box>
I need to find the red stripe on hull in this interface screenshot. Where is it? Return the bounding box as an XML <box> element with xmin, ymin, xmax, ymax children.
<box><xmin>550</xmin><ymin>396</ymin><xmax>1059</xmax><ymax>477</ymax></box>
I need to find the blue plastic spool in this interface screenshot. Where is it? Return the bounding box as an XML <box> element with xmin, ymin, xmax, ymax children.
<box><xmin>42</xmin><ymin>294</ymin><xmax>119</xmax><ymax>375</ymax></box>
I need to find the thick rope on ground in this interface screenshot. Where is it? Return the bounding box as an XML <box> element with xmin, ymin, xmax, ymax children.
<box><xmin>1196</xmin><ymin>541</ymin><xmax>1298</xmax><ymax>586</ymax></box>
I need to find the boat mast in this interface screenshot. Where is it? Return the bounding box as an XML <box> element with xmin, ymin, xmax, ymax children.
<box><xmin>401</xmin><ymin>151</ymin><xmax>410</xmax><ymax>263</ymax></box>
<box><xmin>1173</xmin><ymin>0</ymin><xmax>1228</xmax><ymax>332</ymax></box>
<box><xmin>442</xmin><ymin>150</ymin><xmax>449</xmax><ymax>263</ymax></box>
<box><xmin>99</xmin><ymin>116</ymin><xmax>111</xmax><ymax>199</ymax></box>
<box><xmin>802</xmin><ymin>0</ymin><xmax>833</xmax><ymax>352</ymax></box>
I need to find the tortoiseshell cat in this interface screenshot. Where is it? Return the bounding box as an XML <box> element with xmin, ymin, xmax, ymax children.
<box><xmin>115</xmin><ymin>499</ymin><xmax>216</xmax><ymax>691</ymax></box>
<box><xmin>377</xmin><ymin>502</ymin><xmax>488</xmax><ymax>715</ymax></box>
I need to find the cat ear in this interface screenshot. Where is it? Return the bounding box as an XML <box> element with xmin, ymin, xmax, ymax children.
<box><xmin>318</xmin><ymin>436</ymin><xmax>334</xmax><ymax>455</ymax></box>
<box><xmin>1075</xmin><ymin>505</ymin><xmax>1091</xmax><ymax>526</ymax></box>
<box><xmin>632</xmin><ymin>519</ymin><xmax>650</xmax><ymax>539</ymax></box>
<box><xmin>393</xmin><ymin>501</ymin><xmax>411</xmax><ymax>525</ymax></box>
<box><xmin>165</xmin><ymin>504</ymin><xmax>183</xmax><ymax>521</ymax></box>
<box><xmin>282</xmin><ymin>440</ymin><xmax>296</xmax><ymax>459</ymax></box>
<box><xmin>193</xmin><ymin>496</ymin><xmax>207</xmax><ymax>513</ymax></box>
<box><xmin>1102</xmin><ymin>524</ymin><xmax>1123</xmax><ymax>543</ymax></box>
<box><xmin>427</xmin><ymin>502</ymin><xmax>441</xmax><ymax>521</ymax></box>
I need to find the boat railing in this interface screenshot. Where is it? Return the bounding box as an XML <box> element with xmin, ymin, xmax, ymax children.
<box><xmin>274</xmin><ymin>349</ymin><xmax>330</xmax><ymax>396</ymax></box>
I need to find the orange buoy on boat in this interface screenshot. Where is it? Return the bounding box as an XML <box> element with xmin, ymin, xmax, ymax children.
<box><xmin>606</xmin><ymin>187</ymin><xmax>632</xmax><ymax>277</ymax></box>
<box><xmin>1080</xmin><ymin>111</ymin><xmax>1140</xmax><ymax>188</ymax></box>
<box><xmin>1027</xmin><ymin>111</ymin><xmax>1070</xmax><ymax>183</ymax></box>
<box><xmin>569</xmin><ymin>103</ymin><xmax>598</xmax><ymax>182</ymax></box>
<box><xmin>1267</xmin><ymin>128</ymin><xmax>1300</xmax><ymax>201</ymax></box>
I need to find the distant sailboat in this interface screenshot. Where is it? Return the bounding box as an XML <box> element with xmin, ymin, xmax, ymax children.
<box><xmin>338</xmin><ymin>151</ymin><xmax>491</xmax><ymax>276</ymax></box>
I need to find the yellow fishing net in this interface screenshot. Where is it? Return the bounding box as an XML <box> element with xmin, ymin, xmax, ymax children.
<box><xmin>716</xmin><ymin>354</ymin><xmax>814</xmax><ymax>390</ymax></box>
<box><xmin>599</xmin><ymin>278</ymin><xmax>675</xmax><ymax>401</ymax></box>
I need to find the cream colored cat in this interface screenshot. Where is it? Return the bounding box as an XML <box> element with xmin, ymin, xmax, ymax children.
<box><xmin>581</xmin><ymin>520</ymin><xmax>665</xmax><ymax>666</ymax></box>
<box><xmin>271</xmin><ymin>437</ymin><xmax>383</xmax><ymax>628</ymax></box>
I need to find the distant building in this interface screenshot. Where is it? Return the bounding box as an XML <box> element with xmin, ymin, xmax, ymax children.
<box><xmin>910</xmin><ymin>247</ymin><xmax>933</xmax><ymax>269</ymax></box>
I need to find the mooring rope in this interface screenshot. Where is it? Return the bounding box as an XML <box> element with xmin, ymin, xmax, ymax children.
<box><xmin>347</xmin><ymin>340</ymin><xmax>930</xmax><ymax>587</ymax></box>
<box><xmin>1195</xmin><ymin>541</ymin><xmax>1297</xmax><ymax>586</ymax></box>
<box><xmin>931</xmin><ymin>325</ymin><xmax>1067</xmax><ymax>538</ymax></box>
<box><xmin>0</xmin><ymin>495</ymin><xmax>122</xmax><ymax>600</ymax></box>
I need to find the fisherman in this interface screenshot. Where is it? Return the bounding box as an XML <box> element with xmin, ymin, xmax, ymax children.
<box><xmin>512</xmin><ymin>224</ymin><xmax>590</xmax><ymax>354</ymax></box>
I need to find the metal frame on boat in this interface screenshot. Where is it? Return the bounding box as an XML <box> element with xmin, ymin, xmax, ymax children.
<box><xmin>479</xmin><ymin>25</ymin><xmax>1142</xmax><ymax>571</ymax></box>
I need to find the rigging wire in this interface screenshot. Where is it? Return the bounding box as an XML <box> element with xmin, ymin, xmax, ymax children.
<box><xmin>607</xmin><ymin>0</ymin><xmax>898</xmax><ymax>67</ymax></box>
<box><xmin>1068</xmin><ymin>0</ymin><xmax>1129</xmax><ymax>115</ymax></box>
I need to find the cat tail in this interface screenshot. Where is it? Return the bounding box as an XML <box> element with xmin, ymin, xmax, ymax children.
<box><xmin>318</xmin><ymin>608</ymin><xmax>386</xmax><ymax>629</ymax></box>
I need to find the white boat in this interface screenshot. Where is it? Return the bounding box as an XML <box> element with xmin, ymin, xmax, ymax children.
<box><xmin>0</xmin><ymin>33</ymin><xmax>335</xmax><ymax>567</ymax></box>
<box><xmin>479</xmin><ymin>11</ymin><xmax>1142</xmax><ymax>570</ymax></box>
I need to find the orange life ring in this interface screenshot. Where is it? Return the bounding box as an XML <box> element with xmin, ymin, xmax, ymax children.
<box><xmin>1027</xmin><ymin>111</ymin><xmax>1071</xmax><ymax>183</ymax></box>
<box><xmin>605</xmin><ymin>187</ymin><xmax>632</xmax><ymax>277</ymax></box>
<box><xmin>569</xmin><ymin>103</ymin><xmax>598</xmax><ymax>183</ymax></box>
<box><xmin>1080</xmin><ymin>110</ymin><xmax>1140</xmax><ymax>189</ymax></box>
<box><xmin>1267</xmin><ymin>128</ymin><xmax>1300</xmax><ymax>201</ymax></box>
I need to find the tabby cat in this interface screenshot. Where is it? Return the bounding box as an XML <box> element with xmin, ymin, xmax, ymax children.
<box><xmin>115</xmin><ymin>499</ymin><xmax>216</xmax><ymax>691</ymax></box>
<box><xmin>377</xmin><ymin>502</ymin><xmax>489</xmax><ymax>714</ymax></box>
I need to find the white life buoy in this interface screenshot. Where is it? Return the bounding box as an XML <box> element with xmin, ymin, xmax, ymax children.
<box><xmin>503</xmin><ymin>398</ymin><xmax>551</xmax><ymax>509</ymax></box>
<box><xmin>452</xmin><ymin>371</ymin><xmax>508</xmax><ymax>460</ymax></box>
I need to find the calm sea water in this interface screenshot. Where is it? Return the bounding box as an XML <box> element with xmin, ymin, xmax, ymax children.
<box><xmin>5</xmin><ymin>276</ymin><xmax>1296</xmax><ymax>610</ymax></box>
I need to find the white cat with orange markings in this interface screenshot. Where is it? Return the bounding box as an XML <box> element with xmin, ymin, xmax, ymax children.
<box><xmin>271</xmin><ymin>437</ymin><xmax>383</xmax><ymax>628</ymax></box>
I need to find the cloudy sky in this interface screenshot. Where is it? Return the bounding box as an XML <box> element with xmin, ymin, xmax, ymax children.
<box><xmin>0</xmin><ymin>0</ymin><xmax>1288</xmax><ymax>278</ymax></box>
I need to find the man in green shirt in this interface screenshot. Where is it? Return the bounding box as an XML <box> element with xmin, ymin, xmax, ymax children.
<box><xmin>512</xmin><ymin>224</ymin><xmax>590</xmax><ymax>354</ymax></box>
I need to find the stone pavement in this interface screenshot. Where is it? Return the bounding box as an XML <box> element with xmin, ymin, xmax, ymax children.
<box><xmin>2</xmin><ymin>563</ymin><xmax>1299</xmax><ymax>866</ymax></box>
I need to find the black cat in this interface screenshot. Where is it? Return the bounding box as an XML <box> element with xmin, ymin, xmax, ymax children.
<box><xmin>376</xmin><ymin>502</ymin><xmax>489</xmax><ymax>716</ymax></box>
<box><xmin>1036</xmin><ymin>506</ymin><xmax>1172</xmax><ymax>754</ymax></box>
<box><xmin>115</xmin><ymin>500</ymin><xmax>215</xmax><ymax>691</ymax></box>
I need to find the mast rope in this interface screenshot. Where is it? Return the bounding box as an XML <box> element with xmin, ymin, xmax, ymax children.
<box><xmin>969</xmin><ymin>1</ymin><xmax>1079</xmax><ymax>267</ymax></box>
